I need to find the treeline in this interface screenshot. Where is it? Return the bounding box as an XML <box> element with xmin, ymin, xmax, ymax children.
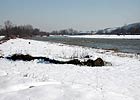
<box><xmin>50</xmin><ymin>29</ymin><xmax>93</xmax><ymax>35</ymax></box>
<box><xmin>0</xmin><ymin>20</ymin><xmax>49</xmax><ymax>38</ymax></box>
<box><xmin>0</xmin><ymin>20</ymin><xmax>93</xmax><ymax>37</ymax></box>
<box><xmin>50</xmin><ymin>28</ymin><xmax>79</xmax><ymax>35</ymax></box>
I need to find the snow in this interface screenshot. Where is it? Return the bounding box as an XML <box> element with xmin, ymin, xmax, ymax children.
<box><xmin>67</xmin><ymin>35</ymin><xmax>140</xmax><ymax>39</ymax></box>
<box><xmin>0</xmin><ymin>69</ymin><xmax>7</xmax><ymax>76</ymax></box>
<box><xmin>0</xmin><ymin>36</ymin><xmax>5</xmax><ymax>40</ymax></box>
<box><xmin>0</xmin><ymin>38</ymin><xmax>140</xmax><ymax>100</ymax></box>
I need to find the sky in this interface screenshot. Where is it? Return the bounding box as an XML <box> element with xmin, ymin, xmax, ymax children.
<box><xmin>0</xmin><ymin>0</ymin><xmax>140</xmax><ymax>32</ymax></box>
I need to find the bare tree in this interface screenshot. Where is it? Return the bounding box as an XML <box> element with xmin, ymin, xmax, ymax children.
<box><xmin>23</xmin><ymin>24</ymin><xmax>33</xmax><ymax>30</ymax></box>
<box><xmin>0</xmin><ymin>25</ymin><xmax>2</xmax><ymax>29</ymax></box>
<box><xmin>4</xmin><ymin>20</ymin><xmax>13</xmax><ymax>30</ymax></box>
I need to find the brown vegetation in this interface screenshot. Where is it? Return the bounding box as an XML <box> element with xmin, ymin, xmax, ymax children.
<box><xmin>6</xmin><ymin>54</ymin><xmax>105</xmax><ymax>67</ymax></box>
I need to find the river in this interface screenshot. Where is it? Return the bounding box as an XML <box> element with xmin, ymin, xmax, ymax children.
<box><xmin>32</xmin><ymin>36</ymin><xmax>140</xmax><ymax>54</ymax></box>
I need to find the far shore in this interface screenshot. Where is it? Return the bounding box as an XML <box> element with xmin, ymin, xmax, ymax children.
<box><xmin>66</xmin><ymin>35</ymin><xmax>140</xmax><ymax>39</ymax></box>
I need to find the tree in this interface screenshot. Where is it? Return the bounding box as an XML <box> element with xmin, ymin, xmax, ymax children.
<box><xmin>23</xmin><ymin>25</ymin><xmax>33</xmax><ymax>30</ymax></box>
<box><xmin>4</xmin><ymin>20</ymin><xmax>13</xmax><ymax>30</ymax></box>
<box><xmin>67</xmin><ymin>28</ymin><xmax>78</xmax><ymax>35</ymax></box>
<box><xmin>59</xmin><ymin>29</ymin><xmax>68</xmax><ymax>35</ymax></box>
<box><xmin>51</xmin><ymin>30</ymin><xmax>58</xmax><ymax>35</ymax></box>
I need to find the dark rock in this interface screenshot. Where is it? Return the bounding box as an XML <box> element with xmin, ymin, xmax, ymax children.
<box><xmin>84</xmin><ymin>55</ymin><xmax>90</xmax><ymax>58</ymax></box>
<box><xmin>0</xmin><ymin>56</ymin><xmax>4</xmax><ymax>58</ymax></box>
<box><xmin>49</xmin><ymin>59</ymin><xmax>65</xmax><ymax>64</ymax></box>
<box><xmin>7</xmin><ymin>54</ymin><xmax>33</xmax><ymax>61</ymax></box>
<box><xmin>86</xmin><ymin>59</ymin><xmax>95</xmax><ymax>66</ymax></box>
<box><xmin>23</xmin><ymin>74</ymin><xmax>28</xmax><ymax>77</ymax></box>
<box><xmin>29</xmin><ymin>86</ymin><xmax>35</xmax><ymax>88</ymax></box>
<box><xmin>94</xmin><ymin>58</ymin><xmax>104</xmax><ymax>66</ymax></box>
<box><xmin>66</xmin><ymin>59</ymin><xmax>82</xmax><ymax>65</ymax></box>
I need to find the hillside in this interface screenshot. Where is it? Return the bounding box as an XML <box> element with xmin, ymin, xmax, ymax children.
<box><xmin>96</xmin><ymin>22</ymin><xmax>140</xmax><ymax>35</ymax></box>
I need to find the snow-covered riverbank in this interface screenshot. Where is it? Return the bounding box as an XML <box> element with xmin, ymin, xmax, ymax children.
<box><xmin>68</xmin><ymin>35</ymin><xmax>140</xmax><ymax>39</ymax></box>
<box><xmin>0</xmin><ymin>38</ymin><xmax>140</xmax><ymax>100</ymax></box>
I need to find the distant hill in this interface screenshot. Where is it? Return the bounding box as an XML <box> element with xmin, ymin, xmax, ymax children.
<box><xmin>96</xmin><ymin>22</ymin><xmax>140</xmax><ymax>35</ymax></box>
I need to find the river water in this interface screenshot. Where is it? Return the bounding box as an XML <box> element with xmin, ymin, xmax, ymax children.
<box><xmin>32</xmin><ymin>36</ymin><xmax>140</xmax><ymax>54</ymax></box>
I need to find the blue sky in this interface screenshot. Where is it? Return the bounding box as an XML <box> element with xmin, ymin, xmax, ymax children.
<box><xmin>0</xmin><ymin>0</ymin><xmax>140</xmax><ymax>32</ymax></box>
